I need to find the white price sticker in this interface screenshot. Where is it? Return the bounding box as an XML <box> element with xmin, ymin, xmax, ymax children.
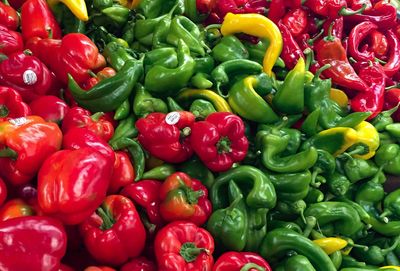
<box><xmin>22</xmin><ymin>70</ymin><xmax>38</xmax><ymax>85</ymax></box>
<box><xmin>165</xmin><ymin>112</ymin><xmax>180</xmax><ymax>125</ymax></box>
<box><xmin>9</xmin><ymin>117</ymin><xmax>27</xmax><ymax>126</ymax></box>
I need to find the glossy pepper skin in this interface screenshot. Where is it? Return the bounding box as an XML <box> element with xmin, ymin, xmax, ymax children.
<box><xmin>0</xmin><ymin>50</ymin><xmax>61</xmax><ymax>103</ymax></box>
<box><xmin>62</xmin><ymin>107</ymin><xmax>114</xmax><ymax>142</ymax></box>
<box><xmin>0</xmin><ymin>198</ymin><xmax>35</xmax><ymax>221</ymax></box>
<box><xmin>0</xmin><ymin>1</ymin><xmax>19</xmax><ymax>30</ymax></box>
<box><xmin>37</xmin><ymin>147</ymin><xmax>113</xmax><ymax>225</ymax></box>
<box><xmin>108</xmin><ymin>151</ymin><xmax>134</xmax><ymax>194</ymax></box>
<box><xmin>136</xmin><ymin>111</ymin><xmax>195</xmax><ymax>163</ymax></box>
<box><xmin>190</xmin><ymin>112</ymin><xmax>248</xmax><ymax>172</ymax></box>
<box><xmin>120</xmin><ymin>257</ymin><xmax>157</xmax><ymax>271</ymax></box>
<box><xmin>0</xmin><ymin>216</ymin><xmax>67</xmax><ymax>271</ymax></box>
<box><xmin>0</xmin><ymin>25</ymin><xmax>23</xmax><ymax>56</ymax></box>
<box><xmin>381</xmin><ymin>29</ymin><xmax>400</xmax><ymax>78</ymax></box>
<box><xmin>211</xmin><ymin>35</ymin><xmax>249</xmax><ymax>62</ymax></box>
<box><xmin>0</xmin><ymin>86</ymin><xmax>31</xmax><ymax>121</ymax></box>
<box><xmin>0</xmin><ymin>116</ymin><xmax>62</xmax><ymax>186</ymax></box>
<box><xmin>374</xmin><ymin>143</ymin><xmax>400</xmax><ymax>175</ymax></box>
<box><xmin>277</xmin><ymin>21</ymin><xmax>305</xmax><ymax>70</ymax></box>
<box><xmin>80</xmin><ymin>195</ymin><xmax>146</xmax><ymax>266</ymax></box>
<box><xmin>20</xmin><ymin>0</ymin><xmax>62</xmax><ymax>41</ymax></box>
<box><xmin>29</xmin><ymin>95</ymin><xmax>69</xmax><ymax>124</ymax></box>
<box><xmin>159</xmin><ymin>172</ymin><xmax>212</xmax><ymax>226</ymax></box>
<box><xmin>154</xmin><ymin>221</ymin><xmax>215</xmax><ymax>271</ymax></box>
<box><xmin>348</xmin><ymin>21</ymin><xmax>378</xmax><ymax>62</ymax></box>
<box><xmin>212</xmin><ymin>251</ymin><xmax>272</xmax><ymax>271</ymax></box>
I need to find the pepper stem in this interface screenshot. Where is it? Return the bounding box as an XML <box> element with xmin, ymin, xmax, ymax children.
<box><xmin>324</xmin><ymin>21</ymin><xmax>335</xmax><ymax>42</ymax></box>
<box><xmin>381</xmin><ymin>236</ymin><xmax>400</xmax><ymax>255</ymax></box>
<box><xmin>91</xmin><ymin>112</ymin><xmax>105</xmax><ymax>121</ymax></box>
<box><xmin>0</xmin><ymin>105</ymin><xmax>9</xmax><ymax>118</ymax></box>
<box><xmin>307</xmin><ymin>29</ymin><xmax>324</xmax><ymax>46</ymax></box>
<box><xmin>97</xmin><ymin>206</ymin><xmax>115</xmax><ymax>230</ymax></box>
<box><xmin>240</xmin><ymin>263</ymin><xmax>266</xmax><ymax>271</ymax></box>
<box><xmin>179</xmin><ymin>242</ymin><xmax>209</xmax><ymax>262</ymax></box>
<box><xmin>313</xmin><ymin>64</ymin><xmax>331</xmax><ymax>81</ymax></box>
<box><xmin>339</xmin><ymin>4</ymin><xmax>367</xmax><ymax>16</ymax></box>
<box><xmin>226</xmin><ymin>192</ymin><xmax>243</xmax><ymax>213</ymax></box>
<box><xmin>0</xmin><ymin>147</ymin><xmax>18</xmax><ymax>159</ymax></box>
<box><xmin>311</xmin><ymin>169</ymin><xmax>323</xmax><ymax>188</ymax></box>
<box><xmin>303</xmin><ymin>216</ymin><xmax>317</xmax><ymax>238</ymax></box>
<box><xmin>216</xmin><ymin>136</ymin><xmax>231</xmax><ymax>153</ymax></box>
<box><xmin>88</xmin><ymin>70</ymin><xmax>97</xmax><ymax>78</ymax></box>
<box><xmin>0</xmin><ymin>53</ymin><xmax>8</xmax><ymax>62</ymax></box>
<box><xmin>379</xmin><ymin>211</ymin><xmax>391</xmax><ymax>223</ymax></box>
<box><xmin>179</xmin><ymin>179</ymin><xmax>204</xmax><ymax>205</ymax></box>
<box><xmin>181</xmin><ymin>127</ymin><xmax>191</xmax><ymax>137</ymax></box>
<box><xmin>204</xmin><ymin>24</ymin><xmax>222</xmax><ymax>31</ymax></box>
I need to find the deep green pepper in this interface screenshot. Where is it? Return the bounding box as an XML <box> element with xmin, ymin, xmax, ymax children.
<box><xmin>386</xmin><ymin>251</ymin><xmax>400</xmax><ymax>266</ymax></box>
<box><xmin>244</xmin><ymin>206</ymin><xmax>268</xmax><ymax>252</ymax></box>
<box><xmin>352</xmin><ymin>238</ymin><xmax>400</xmax><ymax>266</ymax></box>
<box><xmin>311</xmin><ymin>149</ymin><xmax>336</xmax><ymax>187</ymax></box>
<box><xmin>257</xmin><ymin>125</ymin><xmax>302</xmax><ymax>155</ymax></box>
<box><xmin>272</xmin><ymin>57</ymin><xmax>305</xmax><ymax>115</ymax></box>
<box><xmin>190</xmin><ymin>72</ymin><xmax>213</xmax><ymax>89</ymax></box>
<box><xmin>114</xmin><ymin>99</ymin><xmax>130</xmax><ymax>120</ymax></box>
<box><xmin>194</xmin><ymin>55</ymin><xmax>215</xmax><ymax>74</ymax></box>
<box><xmin>108</xmin><ymin>114</ymin><xmax>137</xmax><ymax>145</ymax></box>
<box><xmin>374</xmin><ymin>144</ymin><xmax>400</xmax><ymax>175</ymax></box>
<box><xmin>178</xmin><ymin>158</ymin><xmax>215</xmax><ymax>189</ymax></box>
<box><xmin>152</xmin><ymin>4</ymin><xmax>177</xmax><ymax>49</ymax></box>
<box><xmin>275</xmin><ymin>200</ymin><xmax>307</xmax><ymax>222</ymax></box>
<box><xmin>210</xmin><ymin>165</ymin><xmax>276</xmax><ymax>210</ymax></box>
<box><xmin>304</xmin><ymin>202</ymin><xmax>364</xmax><ymax>236</ymax></box>
<box><xmin>330</xmin><ymin>250</ymin><xmax>343</xmax><ymax>270</ymax></box>
<box><xmin>260</xmin><ymin>228</ymin><xmax>336</xmax><ymax>271</ymax></box>
<box><xmin>144</xmin><ymin>39</ymin><xmax>195</xmax><ymax>97</ymax></box>
<box><xmin>268</xmin><ymin>219</ymin><xmax>303</xmax><ymax>234</ymax></box>
<box><xmin>183</xmin><ymin>0</ymin><xmax>206</xmax><ymax>22</ymax></box>
<box><xmin>325</xmin><ymin>171</ymin><xmax>351</xmax><ymax>197</ymax></box>
<box><xmin>207</xmin><ymin>184</ymin><xmax>248</xmax><ymax>252</ymax></box>
<box><xmin>144</xmin><ymin>47</ymin><xmax>178</xmax><ymax>72</ymax></box>
<box><xmin>189</xmin><ymin>99</ymin><xmax>216</xmax><ymax>120</ymax></box>
<box><xmin>110</xmin><ymin>138</ymin><xmax>145</xmax><ymax>181</ymax></box>
<box><xmin>343</xmin><ymin>157</ymin><xmax>379</xmax><ymax>183</ymax></box>
<box><xmin>228</xmin><ymin>73</ymin><xmax>279</xmax><ymax>124</ymax></box>
<box><xmin>166</xmin><ymin>15</ymin><xmax>207</xmax><ymax>56</ymax></box>
<box><xmin>68</xmin><ymin>59</ymin><xmax>143</xmax><ymax>113</ymax></box>
<box><xmin>341</xmin><ymin>254</ymin><xmax>368</xmax><ymax>268</ymax></box>
<box><xmin>371</xmin><ymin>105</ymin><xmax>399</xmax><ymax>132</ymax></box>
<box><xmin>134</xmin><ymin>13</ymin><xmax>169</xmax><ymax>46</ymax></box>
<box><xmin>93</xmin><ymin>0</ymin><xmax>113</xmax><ymax>10</ymax></box>
<box><xmin>101</xmin><ymin>5</ymin><xmax>130</xmax><ymax>26</ymax></box>
<box><xmin>257</xmin><ymin>131</ymin><xmax>318</xmax><ymax>173</ymax></box>
<box><xmin>386</xmin><ymin>123</ymin><xmax>400</xmax><ymax>140</ymax></box>
<box><xmin>304</xmin><ymin>187</ymin><xmax>325</xmax><ymax>203</ymax></box>
<box><xmin>266</xmin><ymin>170</ymin><xmax>312</xmax><ymax>202</ymax></box>
<box><xmin>133</xmin><ymin>84</ymin><xmax>168</xmax><ymax>118</ymax></box>
<box><xmin>381</xmin><ymin>189</ymin><xmax>400</xmax><ymax>220</ymax></box>
<box><xmin>103</xmin><ymin>41</ymin><xmax>135</xmax><ymax>71</ymax></box>
<box><xmin>211</xmin><ymin>59</ymin><xmax>263</xmax><ymax>94</ymax></box>
<box><xmin>244</xmin><ymin>38</ymin><xmax>269</xmax><ymax>65</ymax></box>
<box><xmin>284</xmin><ymin>255</ymin><xmax>317</xmax><ymax>271</ymax></box>
<box><xmin>136</xmin><ymin>0</ymin><xmax>163</xmax><ymax>18</ymax></box>
<box><xmin>211</xmin><ymin>35</ymin><xmax>249</xmax><ymax>63</ymax></box>
<box><xmin>141</xmin><ymin>164</ymin><xmax>176</xmax><ymax>180</ymax></box>
<box><xmin>301</xmin><ymin>109</ymin><xmax>322</xmax><ymax>137</ymax></box>
<box><xmin>166</xmin><ymin>97</ymin><xmax>184</xmax><ymax>111</ymax></box>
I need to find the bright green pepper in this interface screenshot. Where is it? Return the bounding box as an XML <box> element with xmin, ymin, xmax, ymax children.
<box><xmin>142</xmin><ymin>164</ymin><xmax>176</xmax><ymax>180</ymax></box>
<box><xmin>244</xmin><ymin>38</ymin><xmax>269</xmax><ymax>65</ymax></box>
<box><xmin>374</xmin><ymin>144</ymin><xmax>400</xmax><ymax>175</ymax></box>
<box><xmin>352</xmin><ymin>238</ymin><xmax>400</xmax><ymax>266</ymax></box>
<box><xmin>166</xmin><ymin>15</ymin><xmax>208</xmax><ymax>56</ymax></box>
<box><xmin>189</xmin><ymin>99</ymin><xmax>216</xmax><ymax>120</ymax></box>
<box><xmin>108</xmin><ymin>114</ymin><xmax>137</xmax><ymax>145</ymax></box>
<box><xmin>371</xmin><ymin>105</ymin><xmax>399</xmax><ymax>132</ymax></box>
<box><xmin>330</xmin><ymin>250</ymin><xmax>343</xmax><ymax>270</ymax></box>
<box><xmin>134</xmin><ymin>13</ymin><xmax>169</xmax><ymax>46</ymax></box>
<box><xmin>144</xmin><ymin>39</ymin><xmax>195</xmax><ymax>97</ymax></box>
<box><xmin>343</xmin><ymin>156</ymin><xmax>379</xmax><ymax>183</ymax></box>
<box><xmin>257</xmin><ymin>125</ymin><xmax>302</xmax><ymax>155</ymax></box>
<box><xmin>103</xmin><ymin>41</ymin><xmax>135</xmax><ymax>71</ymax></box>
<box><xmin>68</xmin><ymin>59</ymin><xmax>142</xmax><ymax>113</ymax></box>
<box><xmin>301</xmin><ymin>108</ymin><xmax>322</xmax><ymax>137</ymax></box>
<box><xmin>210</xmin><ymin>165</ymin><xmax>277</xmax><ymax>210</ymax></box>
<box><xmin>304</xmin><ymin>187</ymin><xmax>325</xmax><ymax>204</ymax></box>
<box><xmin>260</xmin><ymin>228</ymin><xmax>336</xmax><ymax>271</ymax></box>
<box><xmin>272</xmin><ymin>57</ymin><xmax>305</xmax><ymax>115</ymax></box>
<box><xmin>386</xmin><ymin>123</ymin><xmax>400</xmax><ymax>140</ymax></box>
<box><xmin>284</xmin><ymin>255</ymin><xmax>317</xmax><ymax>271</ymax></box>
<box><xmin>211</xmin><ymin>35</ymin><xmax>249</xmax><ymax>62</ymax></box>
<box><xmin>101</xmin><ymin>5</ymin><xmax>130</xmax><ymax>26</ymax></box>
<box><xmin>183</xmin><ymin>0</ymin><xmax>207</xmax><ymax>22</ymax></box>
<box><xmin>133</xmin><ymin>84</ymin><xmax>168</xmax><ymax>118</ymax></box>
<box><xmin>304</xmin><ymin>202</ymin><xmax>364</xmax><ymax>236</ymax></box>
<box><xmin>152</xmin><ymin>4</ymin><xmax>177</xmax><ymax>49</ymax></box>
<box><xmin>194</xmin><ymin>55</ymin><xmax>215</xmax><ymax>74</ymax></box>
<box><xmin>266</xmin><ymin>170</ymin><xmax>312</xmax><ymax>202</ymax></box>
<box><xmin>381</xmin><ymin>189</ymin><xmax>400</xmax><ymax>220</ymax></box>
<box><xmin>136</xmin><ymin>0</ymin><xmax>162</xmax><ymax>18</ymax></box>
<box><xmin>311</xmin><ymin>149</ymin><xmax>336</xmax><ymax>187</ymax></box>
<box><xmin>166</xmin><ymin>97</ymin><xmax>184</xmax><ymax>111</ymax></box>
<box><xmin>190</xmin><ymin>72</ymin><xmax>213</xmax><ymax>89</ymax></box>
<box><xmin>114</xmin><ymin>99</ymin><xmax>130</xmax><ymax>120</ymax></box>
<box><xmin>144</xmin><ymin>47</ymin><xmax>178</xmax><ymax>72</ymax></box>
<box><xmin>228</xmin><ymin>73</ymin><xmax>279</xmax><ymax>124</ymax></box>
<box><xmin>325</xmin><ymin>171</ymin><xmax>351</xmax><ymax>197</ymax></box>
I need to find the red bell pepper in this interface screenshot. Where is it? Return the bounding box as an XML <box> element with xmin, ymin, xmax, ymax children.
<box><xmin>350</xmin><ymin>62</ymin><xmax>385</xmax><ymax>119</ymax></box>
<box><xmin>27</xmin><ymin>33</ymin><xmax>106</xmax><ymax>85</ymax></box>
<box><xmin>314</xmin><ymin>27</ymin><xmax>369</xmax><ymax>92</ymax></box>
<box><xmin>0</xmin><ymin>177</ymin><xmax>6</xmax><ymax>207</ymax></box>
<box><xmin>0</xmin><ymin>115</ymin><xmax>62</xmax><ymax>186</ymax></box>
<box><xmin>348</xmin><ymin>21</ymin><xmax>378</xmax><ymax>62</ymax></box>
<box><xmin>121</xmin><ymin>179</ymin><xmax>165</xmax><ymax>231</ymax></box>
<box><xmin>0</xmin><ymin>198</ymin><xmax>35</xmax><ymax>221</ymax></box>
<box><xmin>62</xmin><ymin>127</ymin><xmax>115</xmax><ymax>166</ymax></box>
<box><xmin>159</xmin><ymin>172</ymin><xmax>212</xmax><ymax>226</ymax></box>
<box><xmin>80</xmin><ymin>195</ymin><xmax>146</xmax><ymax>266</ymax></box>
<box><xmin>120</xmin><ymin>257</ymin><xmax>157</xmax><ymax>271</ymax></box>
<box><xmin>384</xmin><ymin>88</ymin><xmax>400</xmax><ymax>122</ymax></box>
<box><xmin>0</xmin><ymin>25</ymin><xmax>23</xmax><ymax>56</ymax></box>
<box><xmin>0</xmin><ymin>50</ymin><xmax>61</xmax><ymax>103</ymax></box>
<box><xmin>0</xmin><ymin>86</ymin><xmax>31</xmax><ymax>121</ymax></box>
<box><xmin>278</xmin><ymin>21</ymin><xmax>305</xmax><ymax>70</ymax></box>
<box><xmin>136</xmin><ymin>111</ymin><xmax>195</xmax><ymax>163</ymax></box>
<box><xmin>0</xmin><ymin>0</ymin><xmax>19</xmax><ymax>30</ymax></box>
<box><xmin>20</xmin><ymin>0</ymin><xmax>61</xmax><ymax>41</ymax></box>
<box><xmin>29</xmin><ymin>95</ymin><xmax>69</xmax><ymax>124</ymax></box>
<box><xmin>154</xmin><ymin>221</ymin><xmax>215</xmax><ymax>271</ymax></box>
<box><xmin>212</xmin><ymin>251</ymin><xmax>272</xmax><ymax>271</ymax></box>
<box><xmin>37</xmin><ymin>147</ymin><xmax>113</xmax><ymax>225</ymax></box>
<box><xmin>62</xmin><ymin>107</ymin><xmax>114</xmax><ymax>142</ymax></box>
<box><xmin>282</xmin><ymin>8</ymin><xmax>308</xmax><ymax>37</ymax></box>
<box><xmin>0</xmin><ymin>216</ymin><xmax>67</xmax><ymax>271</ymax></box>
<box><xmin>368</xmin><ymin>29</ymin><xmax>388</xmax><ymax>57</ymax></box>
<box><xmin>190</xmin><ymin>112</ymin><xmax>248</xmax><ymax>172</ymax></box>
<box><xmin>304</xmin><ymin>0</ymin><xmax>366</xmax><ymax>18</ymax></box>
<box><xmin>108</xmin><ymin>150</ymin><xmax>135</xmax><ymax>194</ymax></box>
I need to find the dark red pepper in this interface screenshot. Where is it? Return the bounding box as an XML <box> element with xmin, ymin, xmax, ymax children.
<box><xmin>282</xmin><ymin>8</ymin><xmax>308</xmax><ymax>37</ymax></box>
<box><xmin>120</xmin><ymin>257</ymin><xmax>157</xmax><ymax>271</ymax></box>
<box><xmin>347</xmin><ymin>0</ymin><xmax>372</xmax><ymax>10</ymax></box>
<box><xmin>304</xmin><ymin>0</ymin><xmax>367</xmax><ymax>19</ymax></box>
<box><xmin>108</xmin><ymin>151</ymin><xmax>135</xmax><ymax>194</ymax></box>
<box><xmin>348</xmin><ymin>21</ymin><xmax>378</xmax><ymax>62</ymax></box>
<box><xmin>380</xmin><ymin>29</ymin><xmax>400</xmax><ymax>77</ymax></box>
<box><xmin>268</xmin><ymin>0</ymin><xmax>286</xmax><ymax>23</ymax></box>
<box><xmin>0</xmin><ymin>0</ymin><xmax>19</xmax><ymax>30</ymax></box>
<box><xmin>0</xmin><ymin>86</ymin><xmax>31</xmax><ymax>121</ymax></box>
<box><xmin>0</xmin><ymin>177</ymin><xmax>7</xmax><ymax>207</ymax></box>
<box><xmin>278</xmin><ymin>21</ymin><xmax>305</xmax><ymax>69</ymax></box>
<box><xmin>29</xmin><ymin>95</ymin><xmax>69</xmax><ymax>124</ymax></box>
<box><xmin>212</xmin><ymin>251</ymin><xmax>272</xmax><ymax>271</ymax></box>
<box><xmin>383</xmin><ymin>88</ymin><xmax>400</xmax><ymax>122</ymax></box>
<box><xmin>322</xmin><ymin>17</ymin><xmax>344</xmax><ymax>40</ymax></box>
<box><xmin>0</xmin><ymin>25</ymin><xmax>23</xmax><ymax>56</ymax></box>
<box><xmin>368</xmin><ymin>29</ymin><xmax>388</xmax><ymax>57</ymax></box>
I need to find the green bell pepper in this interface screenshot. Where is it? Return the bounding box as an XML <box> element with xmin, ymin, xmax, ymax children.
<box><xmin>343</xmin><ymin>157</ymin><xmax>379</xmax><ymax>183</ymax></box>
<box><xmin>266</xmin><ymin>170</ymin><xmax>312</xmax><ymax>202</ymax></box>
<box><xmin>211</xmin><ymin>35</ymin><xmax>249</xmax><ymax>62</ymax></box>
<box><xmin>152</xmin><ymin>4</ymin><xmax>177</xmax><ymax>49</ymax></box>
<box><xmin>304</xmin><ymin>187</ymin><xmax>325</xmax><ymax>204</ymax></box>
<box><xmin>103</xmin><ymin>41</ymin><xmax>135</xmax><ymax>71</ymax></box>
<box><xmin>194</xmin><ymin>55</ymin><xmax>215</xmax><ymax>74</ymax></box>
<box><xmin>134</xmin><ymin>12</ymin><xmax>169</xmax><ymax>46</ymax></box>
<box><xmin>284</xmin><ymin>255</ymin><xmax>317</xmax><ymax>271</ymax></box>
<box><xmin>189</xmin><ymin>99</ymin><xmax>216</xmax><ymax>120</ymax></box>
<box><xmin>144</xmin><ymin>47</ymin><xmax>178</xmax><ymax>72</ymax></box>
<box><xmin>133</xmin><ymin>83</ymin><xmax>168</xmax><ymax>118</ymax></box>
<box><xmin>101</xmin><ymin>5</ymin><xmax>130</xmax><ymax>26</ymax></box>
<box><xmin>325</xmin><ymin>171</ymin><xmax>351</xmax><ymax>197</ymax></box>
<box><xmin>258</xmin><ymin>124</ymin><xmax>302</xmax><ymax>156</ymax></box>
<box><xmin>352</xmin><ymin>237</ymin><xmax>400</xmax><ymax>266</ymax></box>
<box><xmin>386</xmin><ymin>123</ymin><xmax>400</xmax><ymax>140</ymax></box>
<box><xmin>381</xmin><ymin>189</ymin><xmax>400</xmax><ymax>220</ymax></box>
<box><xmin>374</xmin><ymin>144</ymin><xmax>400</xmax><ymax>175</ymax></box>
<box><xmin>301</xmin><ymin>108</ymin><xmax>322</xmax><ymax>137</ymax></box>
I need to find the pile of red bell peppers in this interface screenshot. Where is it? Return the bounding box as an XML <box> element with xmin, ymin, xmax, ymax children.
<box><xmin>2</xmin><ymin>0</ymin><xmax>400</xmax><ymax>270</ymax></box>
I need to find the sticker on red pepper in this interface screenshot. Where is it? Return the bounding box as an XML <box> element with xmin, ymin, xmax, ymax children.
<box><xmin>9</xmin><ymin>117</ymin><xmax>27</xmax><ymax>126</ymax></box>
<box><xmin>165</xmin><ymin>112</ymin><xmax>180</xmax><ymax>125</ymax></box>
<box><xmin>22</xmin><ymin>70</ymin><xmax>38</xmax><ymax>85</ymax></box>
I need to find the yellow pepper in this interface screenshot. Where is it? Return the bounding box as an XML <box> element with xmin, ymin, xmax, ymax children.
<box><xmin>311</xmin><ymin>127</ymin><xmax>359</xmax><ymax>157</ymax></box>
<box><xmin>117</xmin><ymin>0</ymin><xmax>141</xmax><ymax>9</ymax></box>
<box><xmin>380</xmin><ymin>266</ymin><xmax>400</xmax><ymax>270</ymax></box>
<box><xmin>220</xmin><ymin>12</ymin><xmax>282</xmax><ymax>76</ymax></box>
<box><xmin>313</xmin><ymin>237</ymin><xmax>348</xmax><ymax>255</ymax></box>
<box><xmin>47</xmin><ymin>0</ymin><xmax>88</xmax><ymax>21</ymax></box>
<box><xmin>352</xmin><ymin>121</ymin><xmax>380</xmax><ymax>160</ymax></box>
<box><xmin>176</xmin><ymin>89</ymin><xmax>232</xmax><ymax>112</ymax></box>
<box><xmin>330</xmin><ymin>88</ymin><xmax>349</xmax><ymax>108</ymax></box>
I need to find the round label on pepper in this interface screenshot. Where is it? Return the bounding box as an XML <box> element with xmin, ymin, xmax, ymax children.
<box><xmin>9</xmin><ymin>117</ymin><xmax>28</xmax><ymax>126</ymax></box>
<box><xmin>22</xmin><ymin>70</ymin><xmax>38</xmax><ymax>85</ymax></box>
<box><xmin>165</xmin><ymin>112</ymin><xmax>180</xmax><ymax>125</ymax></box>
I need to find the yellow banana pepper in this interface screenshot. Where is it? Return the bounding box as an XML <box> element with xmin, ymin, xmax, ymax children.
<box><xmin>353</xmin><ymin>121</ymin><xmax>380</xmax><ymax>160</ymax></box>
<box><xmin>380</xmin><ymin>266</ymin><xmax>400</xmax><ymax>270</ymax></box>
<box><xmin>47</xmin><ymin>0</ymin><xmax>88</xmax><ymax>21</ymax></box>
<box><xmin>330</xmin><ymin>88</ymin><xmax>349</xmax><ymax>108</ymax></box>
<box><xmin>313</xmin><ymin>237</ymin><xmax>348</xmax><ymax>255</ymax></box>
<box><xmin>220</xmin><ymin>12</ymin><xmax>282</xmax><ymax>76</ymax></box>
<box><xmin>176</xmin><ymin>89</ymin><xmax>232</xmax><ymax>112</ymax></box>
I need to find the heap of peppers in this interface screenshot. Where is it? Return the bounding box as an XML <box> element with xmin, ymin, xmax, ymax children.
<box><xmin>2</xmin><ymin>0</ymin><xmax>400</xmax><ymax>270</ymax></box>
